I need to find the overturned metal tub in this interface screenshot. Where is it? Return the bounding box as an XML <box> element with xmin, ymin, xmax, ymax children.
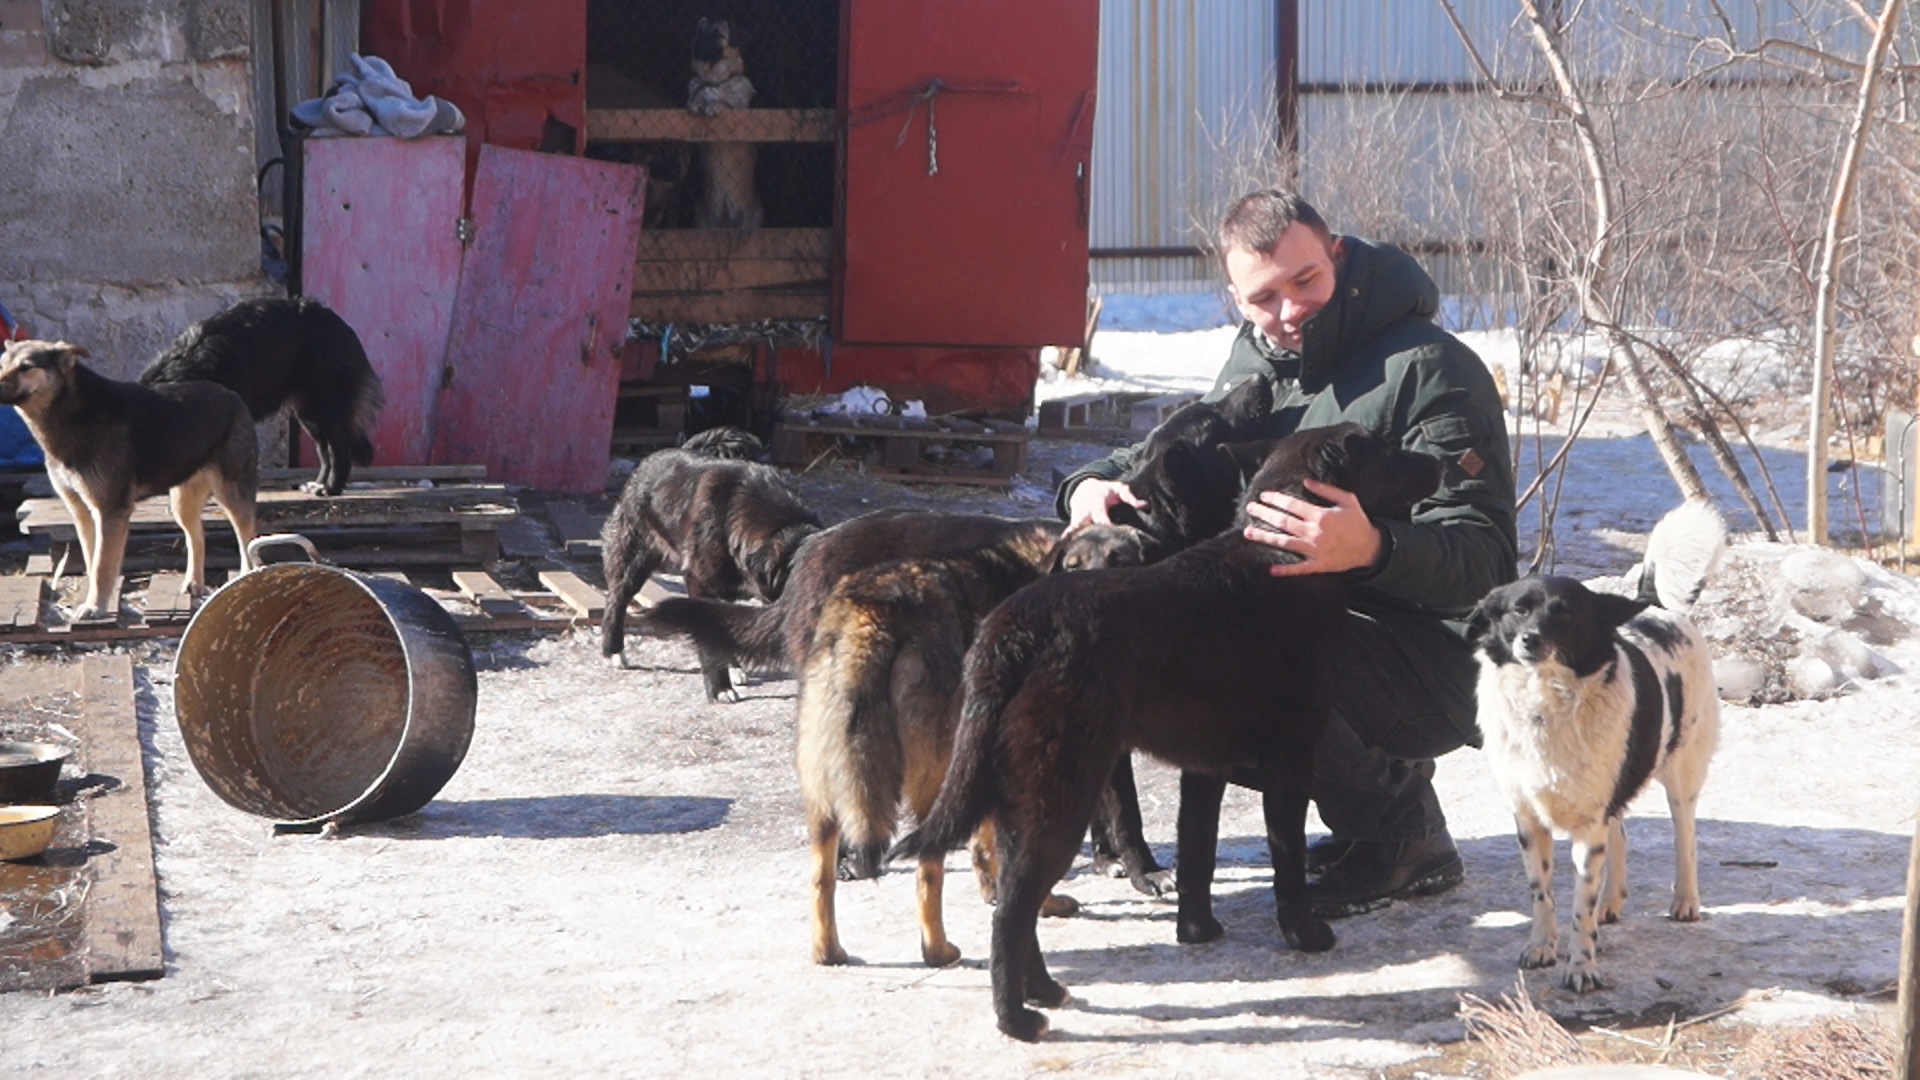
<box><xmin>173</xmin><ymin>550</ymin><xmax>477</xmax><ymax>830</ymax></box>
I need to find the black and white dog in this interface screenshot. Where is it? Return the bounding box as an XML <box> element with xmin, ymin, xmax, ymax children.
<box><xmin>1467</xmin><ymin>501</ymin><xmax>1725</xmax><ymax>993</ymax></box>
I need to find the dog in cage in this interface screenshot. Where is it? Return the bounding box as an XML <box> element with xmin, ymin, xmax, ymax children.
<box><xmin>688</xmin><ymin>17</ymin><xmax>764</xmax><ymax>230</ymax></box>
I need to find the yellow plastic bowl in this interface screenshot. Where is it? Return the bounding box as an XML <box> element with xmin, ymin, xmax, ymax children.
<box><xmin>0</xmin><ymin>805</ymin><xmax>60</xmax><ymax>861</ymax></box>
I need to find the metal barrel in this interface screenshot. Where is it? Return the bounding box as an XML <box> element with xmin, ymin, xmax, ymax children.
<box><xmin>173</xmin><ymin>562</ymin><xmax>477</xmax><ymax>828</ymax></box>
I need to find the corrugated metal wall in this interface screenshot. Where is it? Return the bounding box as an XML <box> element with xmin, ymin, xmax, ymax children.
<box><xmin>1090</xmin><ymin>0</ymin><xmax>1275</xmax><ymax>291</ymax></box>
<box><xmin>1092</xmin><ymin>1</ymin><xmax>1874</xmax><ymax>298</ymax></box>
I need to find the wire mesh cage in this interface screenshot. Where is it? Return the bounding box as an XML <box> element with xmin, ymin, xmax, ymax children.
<box><xmin>586</xmin><ymin>1</ymin><xmax>838</xmax><ymax>326</ymax></box>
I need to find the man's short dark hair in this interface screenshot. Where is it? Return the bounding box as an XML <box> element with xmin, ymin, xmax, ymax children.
<box><xmin>1217</xmin><ymin>189</ymin><xmax>1333</xmax><ymax>257</ymax></box>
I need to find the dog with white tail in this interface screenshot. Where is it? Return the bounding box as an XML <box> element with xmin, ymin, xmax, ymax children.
<box><xmin>1466</xmin><ymin>500</ymin><xmax>1726</xmax><ymax>993</ymax></box>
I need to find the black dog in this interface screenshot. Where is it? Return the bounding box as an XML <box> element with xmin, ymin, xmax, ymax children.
<box><xmin>138</xmin><ymin>296</ymin><xmax>384</xmax><ymax>496</ymax></box>
<box><xmin>600</xmin><ymin>427</ymin><xmax>820</xmax><ymax>696</ymax></box>
<box><xmin>891</xmin><ymin>424</ymin><xmax>1443</xmax><ymax>1041</ymax></box>
<box><xmin>1109</xmin><ymin>375</ymin><xmax>1273</xmax><ymax>553</ymax></box>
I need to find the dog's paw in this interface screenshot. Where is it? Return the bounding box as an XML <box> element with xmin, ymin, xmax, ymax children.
<box><xmin>998</xmin><ymin>1006</ymin><xmax>1050</xmax><ymax>1042</ymax></box>
<box><xmin>704</xmin><ymin>683</ymin><xmax>741</xmax><ymax>704</ymax></box>
<box><xmin>1039</xmin><ymin>892</ymin><xmax>1080</xmax><ymax>918</ymax></box>
<box><xmin>1559</xmin><ymin>963</ymin><xmax>1604</xmax><ymax>994</ymax></box>
<box><xmin>298</xmin><ymin>480</ymin><xmax>340</xmax><ymax>496</ymax></box>
<box><xmin>812</xmin><ymin>939</ymin><xmax>850</xmax><ymax>966</ymax></box>
<box><xmin>1519</xmin><ymin>941</ymin><xmax>1559</xmax><ymax>969</ymax></box>
<box><xmin>1282</xmin><ymin>916</ymin><xmax>1336</xmax><ymax>954</ymax></box>
<box><xmin>1131</xmin><ymin>867</ymin><xmax>1177</xmax><ymax>898</ymax></box>
<box><xmin>1669</xmin><ymin>895</ymin><xmax>1702</xmax><ymax>922</ymax></box>
<box><xmin>1175</xmin><ymin>913</ymin><xmax>1224</xmax><ymax>944</ymax></box>
<box><xmin>921</xmin><ymin>940</ymin><xmax>960</xmax><ymax>967</ymax></box>
<box><xmin>1024</xmin><ymin>976</ymin><xmax>1071</xmax><ymax>1009</ymax></box>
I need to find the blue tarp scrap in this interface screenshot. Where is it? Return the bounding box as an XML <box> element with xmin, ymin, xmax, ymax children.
<box><xmin>0</xmin><ymin>298</ymin><xmax>44</xmax><ymax>470</ymax></box>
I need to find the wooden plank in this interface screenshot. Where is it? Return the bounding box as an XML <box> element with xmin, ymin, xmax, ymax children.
<box><xmin>630</xmin><ymin>255</ymin><xmax>828</xmax><ymax>295</ymax></box>
<box><xmin>74</xmin><ymin>654</ymin><xmax>164</xmax><ymax>983</ymax></box>
<box><xmin>637</xmin><ymin>576</ymin><xmax>682</xmax><ymax>608</ymax></box>
<box><xmin>538</xmin><ymin>569</ymin><xmax>605</xmax><ymax>619</ymax></box>
<box><xmin>19</xmin><ymin>485</ymin><xmax>519</xmax><ymax>541</ymax></box>
<box><xmin>0</xmin><ymin>575</ymin><xmax>44</xmax><ymax>630</ymax></box>
<box><xmin>25</xmin><ymin>554</ymin><xmax>54</xmax><ymax>577</ymax></box>
<box><xmin>496</xmin><ymin>516</ymin><xmax>552</xmax><ymax>560</ymax></box>
<box><xmin>0</xmin><ymin>660</ymin><xmax>90</xmax><ymax>992</ymax></box>
<box><xmin>634</xmin><ymin>227</ymin><xmax>829</xmax><ymax>263</ymax></box>
<box><xmin>585</xmin><ymin>107</ymin><xmax>836</xmax><ymax>143</ymax></box>
<box><xmin>138</xmin><ymin>572</ymin><xmax>195</xmax><ymax>625</ymax></box>
<box><xmin>257</xmin><ymin>464</ymin><xmax>488</xmax><ymax>487</ymax></box>
<box><xmin>547</xmin><ymin>503</ymin><xmax>606</xmax><ymax>558</ymax></box>
<box><xmin>450</xmin><ymin>571</ymin><xmax>527</xmax><ymax>618</ymax></box>
<box><xmin>629</xmin><ymin>288</ymin><xmax>830</xmax><ymax>324</ymax></box>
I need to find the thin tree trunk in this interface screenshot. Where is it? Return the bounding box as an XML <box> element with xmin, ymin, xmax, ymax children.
<box><xmin>1809</xmin><ymin>0</ymin><xmax>1904</xmax><ymax>545</ymax></box>
<box><xmin>1515</xmin><ymin>1</ymin><xmax>1711</xmax><ymax>504</ymax></box>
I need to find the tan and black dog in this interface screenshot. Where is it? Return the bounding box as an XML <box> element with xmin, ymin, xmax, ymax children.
<box><xmin>687</xmin><ymin>17</ymin><xmax>762</xmax><ymax>230</ymax></box>
<box><xmin>892</xmin><ymin>424</ymin><xmax>1443</xmax><ymax>1041</ymax></box>
<box><xmin>0</xmin><ymin>339</ymin><xmax>258</xmax><ymax>619</ymax></box>
<box><xmin>799</xmin><ymin>522</ymin><xmax>1156</xmax><ymax>968</ymax></box>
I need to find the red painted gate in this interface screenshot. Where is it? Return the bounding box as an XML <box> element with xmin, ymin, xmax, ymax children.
<box><xmin>302</xmin><ymin>139</ymin><xmax>644</xmax><ymax>493</ymax></box>
<box><xmin>838</xmin><ymin>0</ymin><xmax>1099</xmax><ymax>349</ymax></box>
<box><xmin>432</xmin><ymin>145</ymin><xmax>646</xmax><ymax>493</ymax></box>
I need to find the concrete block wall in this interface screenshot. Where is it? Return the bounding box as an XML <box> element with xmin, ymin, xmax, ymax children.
<box><xmin>0</xmin><ymin>0</ymin><xmax>267</xmax><ymax>381</ymax></box>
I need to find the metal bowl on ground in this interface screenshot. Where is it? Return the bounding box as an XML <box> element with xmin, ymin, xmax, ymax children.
<box><xmin>0</xmin><ymin>805</ymin><xmax>60</xmax><ymax>860</ymax></box>
<box><xmin>0</xmin><ymin>742</ymin><xmax>70</xmax><ymax>804</ymax></box>
<box><xmin>171</xmin><ymin>555</ymin><xmax>478</xmax><ymax>829</ymax></box>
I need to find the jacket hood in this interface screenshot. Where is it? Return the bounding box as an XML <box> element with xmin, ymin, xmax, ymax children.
<box><xmin>1260</xmin><ymin>237</ymin><xmax>1440</xmax><ymax>390</ymax></box>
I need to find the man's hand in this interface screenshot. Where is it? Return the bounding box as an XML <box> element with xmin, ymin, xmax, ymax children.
<box><xmin>1242</xmin><ymin>478</ymin><xmax>1382</xmax><ymax>577</ymax></box>
<box><xmin>1067</xmin><ymin>478</ymin><xmax>1147</xmax><ymax>528</ymax></box>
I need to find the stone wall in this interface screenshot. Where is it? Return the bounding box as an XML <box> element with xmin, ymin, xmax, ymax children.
<box><xmin>0</xmin><ymin>0</ymin><xmax>265</xmax><ymax>380</ymax></box>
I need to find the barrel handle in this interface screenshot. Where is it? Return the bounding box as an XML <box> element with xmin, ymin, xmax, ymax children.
<box><xmin>247</xmin><ymin>532</ymin><xmax>321</xmax><ymax>567</ymax></box>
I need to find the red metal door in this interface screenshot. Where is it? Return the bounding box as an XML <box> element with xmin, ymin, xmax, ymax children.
<box><xmin>839</xmin><ymin>0</ymin><xmax>1099</xmax><ymax>348</ymax></box>
<box><xmin>431</xmin><ymin>145</ymin><xmax>646</xmax><ymax>493</ymax></box>
<box><xmin>301</xmin><ymin>135</ymin><xmax>467</xmax><ymax>467</ymax></box>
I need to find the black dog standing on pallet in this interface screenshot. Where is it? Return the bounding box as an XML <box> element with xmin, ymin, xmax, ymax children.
<box><xmin>139</xmin><ymin>296</ymin><xmax>385</xmax><ymax>496</ymax></box>
<box><xmin>892</xmin><ymin>425</ymin><xmax>1443</xmax><ymax>1042</ymax></box>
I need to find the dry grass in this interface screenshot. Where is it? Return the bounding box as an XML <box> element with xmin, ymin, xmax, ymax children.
<box><xmin>1436</xmin><ymin>981</ymin><xmax>1900</xmax><ymax>1080</ymax></box>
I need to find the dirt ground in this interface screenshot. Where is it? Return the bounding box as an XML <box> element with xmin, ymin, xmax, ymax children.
<box><xmin>0</xmin><ymin>426</ymin><xmax>1911</xmax><ymax>1078</ymax></box>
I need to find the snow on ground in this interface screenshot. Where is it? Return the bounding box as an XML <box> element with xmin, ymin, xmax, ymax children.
<box><xmin>2</xmin><ymin>292</ymin><xmax>1915</xmax><ymax>1077</ymax></box>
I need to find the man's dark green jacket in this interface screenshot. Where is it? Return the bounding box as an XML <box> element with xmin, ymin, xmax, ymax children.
<box><xmin>1057</xmin><ymin>237</ymin><xmax>1518</xmax><ymax>639</ymax></box>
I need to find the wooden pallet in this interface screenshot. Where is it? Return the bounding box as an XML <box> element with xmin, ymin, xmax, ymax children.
<box><xmin>0</xmin><ymin>566</ymin><xmax>619</xmax><ymax>644</ymax></box>
<box><xmin>1034</xmin><ymin>390</ymin><xmax>1201</xmax><ymax>439</ymax></box>
<box><xmin>1</xmin><ymin>654</ymin><xmax>163</xmax><ymax>992</ymax></box>
<box><xmin>16</xmin><ymin>479</ymin><xmax>519</xmax><ymax>571</ymax></box>
<box><xmin>771</xmin><ymin>414</ymin><xmax>1029</xmax><ymax>486</ymax></box>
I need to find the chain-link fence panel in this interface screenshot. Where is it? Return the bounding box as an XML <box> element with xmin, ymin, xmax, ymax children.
<box><xmin>586</xmin><ymin>1</ymin><xmax>838</xmax><ymax>326</ymax></box>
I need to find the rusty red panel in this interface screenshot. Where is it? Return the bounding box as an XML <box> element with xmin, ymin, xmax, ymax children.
<box><xmin>432</xmin><ymin>145</ymin><xmax>646</xmax><ymax>492</ymax></box>
<box><xmin>839</xmin><ymin>0</ymin><xmax>1098</xmax><ymax>349</ymax></box>
<box><xmin>770</xmin><ymin>343</ymin><xmax>1039</xmax><ymax>418</ymax></box>
<box><xmin>365</xmin><ymin>0</ymin><xmax>587</xmax><ymax>180</ymax></box>
<box><xmin>299</xmin><ymin>135</ymin><xmax>467</xmax><ymax>467</ymax></box>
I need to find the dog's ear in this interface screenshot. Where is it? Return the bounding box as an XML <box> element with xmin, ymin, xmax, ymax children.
<box><xmin>1465</xmin><ymin>593</ymin><xmax>1500</xmax><ymax>645</ymax></box>
<box><xmin>1591</xmin><ymin>591</ymin><xmax>1651</xmax><ymax>632</ymax></box>
<box><xmin>53</xmin><ymin>342</ymin><xmax>87</xmax><ymax>368</ymax></box>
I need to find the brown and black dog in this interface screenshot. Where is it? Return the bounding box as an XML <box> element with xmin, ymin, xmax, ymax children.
<box><xmin>0</xmin><ymin>339</ymin><xmax>259</xmax><ymax>619</ymax></box>
<box><xmin>600</xmin><ymin>427</ymin><xmax>821</xmax><ymax>698</ymax></box>
<box><xmin>799</xmin><ymin>522</ymin><xmax>1156</xmax><ymax>968</ymax></box>
<box><xmin>891</xmin><ymin>424</ymin><xmax>1443</xmax><ymax>1041</ymax></box>
<box><xmin>637</xmin><ymin>511</ymin><xmax>1171</xmax><ymax>896</ymax></box>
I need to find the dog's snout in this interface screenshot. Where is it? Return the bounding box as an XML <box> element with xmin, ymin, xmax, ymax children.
<box><xmin>1516</xmin><ymin>628</ymin><xmax>1544</xmax><ymax>655</ymax></box>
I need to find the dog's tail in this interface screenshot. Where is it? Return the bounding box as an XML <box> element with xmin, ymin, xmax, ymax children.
<box><xmin>633</xmin><ymin>594</ymin><xmax>787</xmax><ymax>671</ymax></box>
<box><xmin>888</xmin><ymin>626</ymin><xmax>1028</xmax><ymax>866</ymax></box>
<box><xmin>1637</xmin><ymin>499</ymin><xmax>1728</xmax><ymax>611</ymax></box>
<box><xmin>797</xmin><ymin>597</ymin><xmax>905</xmax><ymax>879</ymax></box>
